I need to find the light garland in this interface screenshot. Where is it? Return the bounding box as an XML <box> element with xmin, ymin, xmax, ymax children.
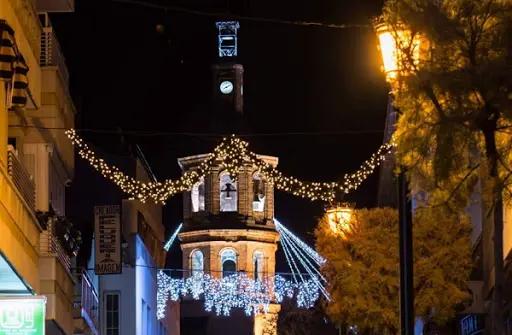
<box><xmin>163</xmin><ymin>223</ymin><xmax>182</xmax><ymax>251</ymax></box>
<box><xmin>156</xmin><ymin>271</ymin><xmax>321</xmax><ymax>320</ymax></box>
<box><xmin>66</xmin><ymin>129</ymin><xmax>393</xmax><ymax>203</ymax></box>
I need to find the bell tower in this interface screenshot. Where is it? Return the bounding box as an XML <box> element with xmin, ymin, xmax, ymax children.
<box><xmin>212</xmin><ymin>21</ymin><xmax>244</xmax><ymax>115</ymax></box>
<box><xmin>177</xmin><ymin>153</ymin><xmax>281</xmax><ymax>334</ymax></box>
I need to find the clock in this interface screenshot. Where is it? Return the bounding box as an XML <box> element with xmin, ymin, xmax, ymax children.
<box><xmin>220</xmin><ymin>81</ymin><xmax>233</xmax><ymax>94</ymax></box>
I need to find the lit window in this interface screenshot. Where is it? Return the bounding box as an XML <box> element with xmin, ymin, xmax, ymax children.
<box><xmin>191</xmin><ymin>176</ymin><xmax>205</xmax><ymax>212</ymax></box>
<box><xmin>191</xmin><ymin>250</ymin><xmax>204</xmax><ymax>274</ymax></box>
<box><xmin>220</xmin><ymin>174</ymin><xmax>237</xmax><ymax>212</ymax></box>
<box><xmin>253</xmin><ymin>251</ymin><xmax>264</xmax><ymax>280</ymax></box>
<box><xmin>105</xmin><ymin>292</ymin><xmax>120</xmax><ymax>335</ymax></box>
<box><xmin>252</xmin><ymin>174</ymin><xmax>265</xmax><ymax>212</ymax></box>
<box><xmin>221</xmin><ymin>249</ymin><xmax>237</xmax><ymax>277</ymax></box>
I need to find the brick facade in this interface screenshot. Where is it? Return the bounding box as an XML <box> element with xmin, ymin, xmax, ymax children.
<box><xmin>176</xmin><ymin>153</ymin><xmax>281</xmax><ymax>333</ymax></box>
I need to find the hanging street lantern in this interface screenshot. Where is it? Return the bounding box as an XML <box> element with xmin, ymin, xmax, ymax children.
<box><xmin>326</xmin><ymin>205</ymin><xmax>353</xmax><ymax>236</ymax></box>
<box><xmin>374</xmin><ymin>21</ymin><xmax>423</xmax><ymax>83</ymax></box>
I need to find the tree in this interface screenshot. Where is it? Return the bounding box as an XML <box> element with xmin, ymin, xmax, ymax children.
<box><xmin>315</xmin><ymin>207</ymin><xmax>472</xmax><ymax>334</ymax></box>
<box><xmin>277</xmin><ymin>299</ymin><xmax>337</xmax><ymax>335</ymax></box>
<box><xmin>379</xmin><ymin>1</ymin><xmax>512</xmax><ymax>333</ymax></box>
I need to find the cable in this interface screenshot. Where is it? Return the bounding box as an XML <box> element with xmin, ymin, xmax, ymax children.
<box><xmin>8</xmin><ymin>125</ymin><xmax>384</xmax><ymax>137</ymax></box>
<box><xmin>74</xmin><ymin>265</ymin><xmax>318</xmax><ymax>277</ymax></box>
<box><xmin>108</xmin><ymin>0</ymin><xmax>370</xmax><ymax>30</ymax></box>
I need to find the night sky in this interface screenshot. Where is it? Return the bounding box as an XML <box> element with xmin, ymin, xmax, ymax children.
<box><xmin>53</xmin><ymin>0</ymin><xmax>389</xmax><ymax>271</ymax></box>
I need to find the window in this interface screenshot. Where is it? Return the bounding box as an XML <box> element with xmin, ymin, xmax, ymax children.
<box><xmin>253</xmin><ymin>251</ymin><xmax>264</xmax><ymax>280</ymax></box>
<box><xmin>191</xmin><ymin>176</ymin><xmax>205</xmax><ymax>212</ymax></box>
<box><xmin>252</xmin><ymin>174</ymin><xmax>265</xmax><ymax>212</ymax></box>
<box><xmin>105</xmin><ymin>292</ymin><xmax>120</xmax><ymax>335</ymax></box>
<box><xmin>191</xmin><ymin>249</ymin><xmax>204</xmax><ymax>274</ymax></box>
<box><xmin>220</xmin><ymin>173</ymin><xmax>237</xmax><ymax>212</ymax></box>
<box><xmin>221</xmin><ymin>249</ymin><xmax>237</xmax><ymax>277</ymax></box>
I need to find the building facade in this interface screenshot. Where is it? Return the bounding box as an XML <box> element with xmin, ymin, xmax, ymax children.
<box><xmin>1</xmin><ymin>0</ymin><xmax>81</xmax><ymax>334</ymax></box>
<box><xmin>177</xmin><ymin>153</ymin><xmax>281</xmax><ymax>335</ymax></box>
<box><xmin>69</xmin><ymin>143</ymin><xmax>168</xmax><ymax>335</ymax></box>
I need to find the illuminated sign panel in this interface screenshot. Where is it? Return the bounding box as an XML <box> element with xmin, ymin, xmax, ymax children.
<box><xmin>0</xmin><ymin>297</ymin><xmax>46</xmax><ymax>335</ymax></box>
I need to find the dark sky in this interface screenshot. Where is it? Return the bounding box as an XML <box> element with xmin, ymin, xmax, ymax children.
<box><xmin>53</xmin><ymin>0</ymin><xmax>389</xmax><ymax>270</ymax></box>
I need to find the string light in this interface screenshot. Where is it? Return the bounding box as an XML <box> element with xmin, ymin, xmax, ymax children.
<box><xmin>156</xmin><ymin>271</ymin><xmax>322</xmax><ymax>320</ymax></box>
<box><xmin>163</xmin><ymin>223</ymin><xmax>183</xmax><ymax>251</ymax></box>
<box><xmin>157</xmin><ymin>218</ymin><xmax>328</xmax><ymax>320</ymax></box>
<box><xmin>66</xmin><ymin>129</ymin><xmax>393</xmax><ymax>203</ymax></box>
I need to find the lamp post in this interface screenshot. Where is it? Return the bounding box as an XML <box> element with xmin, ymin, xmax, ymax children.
<box><xmin>375</xmin><ymin>21</ymin><xmax>420</xmax><ymax>335</ymax></box>
<box><xmin>326</xmin><ymin>204</ymin><xmax>353</xmax><ymax>237</ymax></box>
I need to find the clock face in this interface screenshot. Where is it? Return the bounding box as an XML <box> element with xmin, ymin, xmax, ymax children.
<box><xmin>220</xmin><ymin>81</ymin><xmax>233</xmax><ymax>94</ymax></box>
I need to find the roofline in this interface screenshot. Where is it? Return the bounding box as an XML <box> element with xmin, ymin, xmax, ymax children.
<box><xmin>177</xmin><ymin>153</ymin><xmax>279</xmax><ymax>170</ymax></box>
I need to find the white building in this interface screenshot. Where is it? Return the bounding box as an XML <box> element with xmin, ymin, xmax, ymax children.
<box><xmin>70</xmin><ymin>145</ymin><xmax>168</xmax><ymax>335</ymax></box>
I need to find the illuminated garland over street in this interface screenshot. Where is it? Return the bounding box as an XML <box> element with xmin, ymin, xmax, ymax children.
<box><xmin>156</xmin><ymin>271</ymin><xmax>321</xmax><ymax>319</ymax></box>
<box><xmin>66</xmin><ymin>129</ymin><xmax>393</xmax><ymax>203</ymax></box>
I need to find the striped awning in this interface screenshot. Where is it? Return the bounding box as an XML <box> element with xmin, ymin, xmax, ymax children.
<box><xmin>0</xmin><ymin>21</ymin><xmax>16</xmax><ymax>80</ymax></box>
<box><xmin>0</xmin><ymin>20</ymin><xmax>30</xmax><ymax>108</ymax></box>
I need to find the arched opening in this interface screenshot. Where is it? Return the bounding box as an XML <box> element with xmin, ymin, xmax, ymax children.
<box><xmin>191</xmin><ymin>177</ymin><xmax>205</xmax><ymax>212</ymax></box>
<box><xmin>252</xmin><ymin>174</ymin><xmax>265</xmax><ymax>212</ymax></box>
<box><xmin>221</xmin><ymin>249</ymin><xmax>237</xmax><ymax>278</ymax></box>
<box><xmin>220</xmin><ymin>173</ymin><xmax>237</xmax><ymax>212</ymax></box>
<box><xmin>253</xmin><ymin>251</ymin><xmax>264</xmax><ymax>280</ymax></box>
<box><xmin>191</xmin><ymin>249</ymin><xmax>204</xmax><ymax>275</ymax></box>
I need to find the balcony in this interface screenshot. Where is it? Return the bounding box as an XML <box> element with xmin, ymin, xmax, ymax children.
<box><xmin>73</xmin><ymin>269</ymin><xmax>99</xmax><ymax>335</ymax></box>
<box><xmin>40</xmin><ymin>13</ymin><xmax>69</xmax><ymax>87</ymax></box>
<box><xmin>7</xmin><ymin>145</ymin><xmax>36</xmax><ymax>211</ymax></box>
<box><xmin>40</xmin><ymin>220</ymin><xmax>71</xmax><ymax>271</ymax></box>
<box><xmin>36</xmin><ymin>0</ymin><xmax>74</xmax><ymax>12</ymax></box>
<box><xmin>39</xmin><ymin>219</ymin><xmax>76</xmax><ymax>334</ymax></box>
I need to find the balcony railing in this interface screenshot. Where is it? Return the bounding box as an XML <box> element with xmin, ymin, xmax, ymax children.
<box><xmin>73</xmin><ymin>268</ymin><xmax>99</xmax><ymax>335</ymax></box>
<box><xmin>40</xmin><ymin>14</ymin><xmax>69</xmax><ymax>86</ymax></box>
<box><xmin>40</xmin><ymin>221</ymin><xmax>71</xmax><ymax>272</ymax></box>
<box><xmin>7</xmin><ymin>145</ymin><xmax>36</xmax><ymax>211</ymax></box>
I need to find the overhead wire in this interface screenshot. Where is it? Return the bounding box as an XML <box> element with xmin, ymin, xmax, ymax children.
<box><xmin>108</xmin><ymin>0</ymin><xmax>371</xmax><ymax>30</ymax></box>
<box><xmin>8</xmin><ymin>124</ymin><xmax>384</xmax><ymax>137</ymax></box>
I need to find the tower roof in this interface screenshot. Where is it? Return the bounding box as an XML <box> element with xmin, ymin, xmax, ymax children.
<box><xmin>177</xmin><ymin>153</ymin><xmax>278</xmax><ymax>171</ymax></box>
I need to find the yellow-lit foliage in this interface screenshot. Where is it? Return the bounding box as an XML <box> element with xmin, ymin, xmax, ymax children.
<box><xmin>380</xmin><ymin>0</ymin><xmax>512</xmax><ymax>209</ymax></box>
<box><xmin>315</xmin><ymin>207</ymin><xmax>472</xmax><ymax>333</ymax></box>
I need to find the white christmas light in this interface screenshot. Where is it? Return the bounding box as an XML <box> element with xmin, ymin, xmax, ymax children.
<box><xmin>66</xmin><ymin>129</ymin><xmax>393</xmax><ymax>203</ymax></box>
<box><xmin>157</xmin><ymin>271</ymin><xmax>322</xmax><ymax>320</ymax></box>
<box><xmin>164</xmin><ymin>223</ymin><xmax>183</xmax><ymax>251</ymax></box>
<box><xmin>275</xmin><ymin>218</ymin><xmax>326</xmax><ymax>265</ymax></box>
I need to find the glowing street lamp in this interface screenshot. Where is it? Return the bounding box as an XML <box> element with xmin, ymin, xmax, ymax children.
<box><xmin>326</xmin><ymin>205</ymin><xmax>353</xmax><ymax>236</ymax></box>
<box><xmin>375</xmin><ymin>19</ymin><xmax>424</xmax><ymax>335</ymax></box>
<box><xmin>375</xmin><ymin>22</ymin><xmax>422</xmax><ymax>83</ymax></box>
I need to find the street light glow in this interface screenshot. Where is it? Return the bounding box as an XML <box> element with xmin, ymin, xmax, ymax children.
<box><xmin>376</xmin><ymin>24</ymin><xmax>421</xmax><ymax>82</ymax></box>
<box><xmin>327</xmin><ymin>206</ymin><xmax>352</xmax><ymax>236</ymax></box>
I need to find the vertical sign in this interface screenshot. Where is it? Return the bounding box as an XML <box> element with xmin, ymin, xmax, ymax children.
<box><xmin>0</xmin><ymin>296</ymin><xmax>46</xmax><ymax>335</ymax></box>
<box><xmin>94</xmin><ymin>205</ymin><xmax>122</xmax><ymax>275</ymax></box>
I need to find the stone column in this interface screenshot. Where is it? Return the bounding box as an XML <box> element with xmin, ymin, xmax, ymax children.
<box><xmin>238</xmin><ymin>168</ymin><xmax>250</xmax><ymax>216</ymax></box>
<box><xmin>207</xmin><ymin>168</ymin><xmax>220</xmax><ymax>214</ymax></box>
<box><xmin>183</xmin><ymin>191</ymin><xmax>191</xmax><ymax>221</ymax></box>
<box><xmin>253</xmin><ymin>304</ymin><xmax>281</xmax><ymax>335</ymax></box>
<box><xmin>264</xmin><ymin>184</ymin><xmax>274</xmax><ymax>220</ymax></box>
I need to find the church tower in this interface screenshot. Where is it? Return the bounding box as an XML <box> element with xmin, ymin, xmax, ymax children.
<box><xmin>176</xmin><ymin>20</ymin><xmax>280</xmax><ymax>335</ymax></box>
<box><xmin>211</xmin><ymin>21</ymin><xmax>245</xmax><ymax>134</ymax></box>
<box><xmin>177</xmin><ymin>153</ymin><xmax>281</xmax><ymax>334</ymax></box>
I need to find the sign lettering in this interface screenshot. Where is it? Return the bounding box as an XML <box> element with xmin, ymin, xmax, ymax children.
<box><xmin>94</xmin><ymin>205</ymin><xmax>122</xmax><ymax>275</ymax></box>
